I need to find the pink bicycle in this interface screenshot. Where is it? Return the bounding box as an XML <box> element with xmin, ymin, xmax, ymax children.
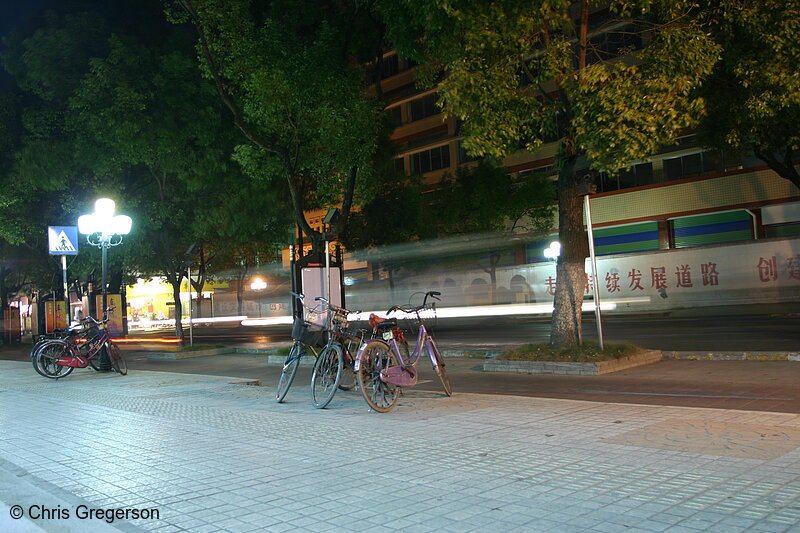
<box><xmin>354</xmin><ymin>291</ymin><xmax>452</xmax><ymax>412</ymax></box>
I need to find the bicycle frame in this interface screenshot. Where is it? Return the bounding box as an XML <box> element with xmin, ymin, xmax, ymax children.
<box><xmin>55</xmin><ymin>322</ymin><xmax>111</xmax><ymax>368</ymax></box>
<box><xmin>356</xmin><ymin>318</ymin><xmax>444</xmax><ymax>388</ymax></box>
<box><xmin>283</xmin><ymin>342</ymin><xmax>318</xmax><ymax>370</ymax></box>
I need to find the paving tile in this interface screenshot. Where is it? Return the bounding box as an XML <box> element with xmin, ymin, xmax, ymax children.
<box><xmin>0</xmin><ymin>361</ymin><xmax>799</xmax><ymax>533</ymax></box>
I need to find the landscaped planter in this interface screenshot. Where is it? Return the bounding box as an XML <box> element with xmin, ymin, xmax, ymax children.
<box><xmin>146</xmin><ymin>347</ymin><xmax>236</xmax><ymax>360</ymax></box>
<box><xmin>483</xmin><ymin>349</ymin><xmax>663</xmax><ymax>375</ymax></box>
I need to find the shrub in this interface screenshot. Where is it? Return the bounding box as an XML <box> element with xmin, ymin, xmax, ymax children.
<box><xmin>497</xmin><ymin>341</ymin><xmax>642</xmax><ymax>363</ymax></box>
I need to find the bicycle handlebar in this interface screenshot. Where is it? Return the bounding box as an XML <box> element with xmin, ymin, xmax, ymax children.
<box><xmin>387</xmin><ymin>291</ymin><xmax>441</xmax><ymax>316</ymax></box>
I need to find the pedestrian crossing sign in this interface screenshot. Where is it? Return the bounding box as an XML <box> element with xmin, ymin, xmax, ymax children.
<box><xmin>48</xmin><ymin>226</ymin><xmax>79</xmax><ymax>255</ymax></box>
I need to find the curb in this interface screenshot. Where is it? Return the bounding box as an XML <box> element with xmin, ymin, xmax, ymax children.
<box><xmin>484</xmin><ymin>349</ymin><xmax>663</xmax><ymax>376</ymax></box>
<box><xmin>662</xmin><ymin>351</ymin><xmax>800</xmax><ymax>361</ymax></box>
<box><xmin>146</xmin><ymin>347</ymin><xmax>236</xmax><ymax>360</ymax></box>
<box><xmin>142</xmin><ymin>345</ymin><xmax>800</xmax><ymax>367</ymax></box>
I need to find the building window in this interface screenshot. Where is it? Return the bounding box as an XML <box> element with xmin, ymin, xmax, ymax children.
<box><xmin>663</xmin><ymin>150</ymin><xmax>723</xmax><ymax>181</ymax></box>
<box><xmin>616</xmin><ymin>162</ymin><xmax>654</xmax><ymax>189</ymax></box>
<box><xmin>410</xmin><ymin>145</ymin><xmax>450</xmax><ymax>174</ymax></box>
<box><xmin>387</xmin><ymin>105</ymin><xmax>402</xmax><ymax>126</ymax></box>
<box><xmin>380</xmin><ymin>55</ymin><xmax>400</xmax><ymax>79</ymax></box>
<box><xmin>408</xmin><ymin>93</ymin><xmax>439</xmax><ymax>122</ymax></box>
<box><xmin>587</xmin><ymin>23</ymin><xmax>643</xmax><ymax>64</ymax></box>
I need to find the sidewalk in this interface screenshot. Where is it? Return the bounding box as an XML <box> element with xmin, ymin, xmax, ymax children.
<box><xmin>1</xmin><ymin>358</ymin><xmax>799</xmax><ymax>532</ymax></box>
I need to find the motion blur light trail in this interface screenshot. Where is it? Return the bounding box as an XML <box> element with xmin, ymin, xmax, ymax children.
<box><xmin>239</xmin><ymin>298</ymin><xmax>651</xmax><ymax>327</ymax></box>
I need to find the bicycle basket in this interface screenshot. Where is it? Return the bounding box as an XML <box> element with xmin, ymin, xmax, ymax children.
<box><xmin>291</xmin><ymin>318</ymin><xmax>326</xmax><ymax>348</ymax></box>
<box><xmin>332</xmin><ymin>310</ymin><xmax>348</xmax><ymax>329</ymax></box>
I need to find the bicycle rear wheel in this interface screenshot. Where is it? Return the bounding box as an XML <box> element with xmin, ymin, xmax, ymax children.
<box><xmin>311</xmin><ymin>343</ymin><xmax>344</xmax><ymax>409</ymax></box>
<box><xmin>107</xmin><ymin>342</ymin><xmax>127</xmax><ymax>375</ymax></box>
<box><xmin>33</xmin><ymin>342</ymin><xmax>74</xmax><ymax>379</ymax></box>
<box><xmin>356</xmin><ymin>340</ymin><xmax>400</xmax><ymax>413</ymax></box>
<box><xmin>276</xmin><ymin>342</ymin><xmax>303</xmax><ymax>403</ymax></box>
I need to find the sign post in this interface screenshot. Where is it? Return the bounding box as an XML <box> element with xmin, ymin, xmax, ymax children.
<box><xmin>48</xmin><ymin>226</ymin><xmax>78</xmax><ymax>328</ymax></box>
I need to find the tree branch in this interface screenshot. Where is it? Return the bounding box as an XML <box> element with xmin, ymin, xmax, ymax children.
<box><xmin>178</xmin><ymin>0</ymin><xmax>287</xmax><ymax>159</ymax></box>
<box><xmin>330</xmin><ymin>166</ymin><xmax>357</xmax><ymax>239</ymax></box>
<box><xmin>754</xmin><ymin>146</ymin><xmax>800</xmax><ymax>191</ymax></box>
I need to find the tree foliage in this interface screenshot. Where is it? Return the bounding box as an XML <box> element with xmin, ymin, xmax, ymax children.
<box><xmin>0</xmin><ymin>0</ymin><xmax>290</xmax><ymax>339</ymax></box>
<box><xmin>375</xmin><ymin>0</ymin><xmax>720</xmax><ymax>346</ymax></box>
<box><xmin>698</xmin><ymin>0</ymin><xmax>800</xmax><ymax>189</ymax></box>
<box><xmin>169</xmin><ymin>0</ymin><xmax>390</xmax><ymax>253</ymax></box>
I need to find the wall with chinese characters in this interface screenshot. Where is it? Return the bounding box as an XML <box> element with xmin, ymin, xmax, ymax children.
<box><xmin>345</xmin><ymin>237</ymin><xmax>800</xmax><ymax>313</ymax></box>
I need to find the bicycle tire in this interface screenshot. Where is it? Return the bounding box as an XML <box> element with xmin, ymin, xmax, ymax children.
<box><xmin>311</xmin><ymin>343</ymin><xmax>344</xmax><ymax>409</ymax></box>
<box><xmin>356</xmin><ymin>340</ymin><xmax>400</xmax><ymax>413</ymax></box>
<box><xmin>276</xmin><ymin>342</ymin><xmax>303</xmax><ymax>403</ymax></box>
<box><xmin>33</xmin><ymin>341</ymin><xmax>74</xmax><ymax>379</ymax></box>
<box><xmin>434</xmin><ymin>351</ymin><xmax>452</xmax><ymax>396</ymax></box>
<box><xmin>338</xmin><ymin>351</ymin><xmax>357</xmax><ymax>391</ymax></box>
<box><xmin>107</xmin><ymin>342</ymin><xmax>127</xmax><ymax>375</ymax></box>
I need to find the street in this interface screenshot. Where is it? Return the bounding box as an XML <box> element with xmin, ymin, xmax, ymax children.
<box><xmin>129</xmin><ymin>305</ymin><xmax>800</xmax><ymax>351</ymax></box>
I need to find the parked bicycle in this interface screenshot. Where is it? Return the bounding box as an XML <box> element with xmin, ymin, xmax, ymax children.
<box><xmin>309</xmin><ymin>296</ymin><xmax>366</xmax><ymax>409</ymax></box>
<box><xmin>30</xmin><ymin>324</ymin><xmax>86</xmax><ymax>361</ymax></box>
<box><xmin>354</xmin><ymin>290</ymin><xmax>452</xmax><ymax>412</ymax></box>
<box><xmin>276</xmin><ymin>292</ymin><xmax>327</xmax><ymax>403</ymax></box>
<box><xmin>32</xmin><ymin>313</ymin><xmax>127</xmax><ymax>379</ymax></box>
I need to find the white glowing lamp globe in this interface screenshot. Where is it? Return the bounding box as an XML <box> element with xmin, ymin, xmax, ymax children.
<box><xmin>543</xmin><ymin>241</ymin><xmax>561</xmax><ymax>260</ymax></box>
<box><xmin>78</xmin><ymin>198</ymin><xmax>132</xmax><ymax>237</ymax></box>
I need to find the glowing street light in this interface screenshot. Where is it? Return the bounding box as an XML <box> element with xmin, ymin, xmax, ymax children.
<box><xmin>78</xmin><ymin>198</ymin><xmax>132</xmax><ymax>321</ymax></box>
<box><xmin>543</xmin><ymin>241</ymin><xmax>561</xmax><ymax>260</ymax></box>
<box><xmin>250</xmin><ymin>278</ymin><xmax>268</xmax><ymax>291</ymax></box>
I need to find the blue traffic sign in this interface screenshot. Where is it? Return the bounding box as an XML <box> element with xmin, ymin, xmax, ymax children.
<box><xmin>48</xmin><ymin>226</ymin><xmax>79</xmax><ymax>255</ymax></box>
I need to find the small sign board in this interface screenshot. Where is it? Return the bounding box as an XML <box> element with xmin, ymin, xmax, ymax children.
<box><xmin>48</xmin><ymin>226</ymin><xmax>79</xmax><ymax>255</ymax></box>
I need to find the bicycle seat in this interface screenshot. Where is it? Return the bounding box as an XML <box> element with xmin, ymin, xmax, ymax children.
<box><xmin>369</xmin><ymin>314</ymin><xmax>397</xmax><ymax>330</ymax></box>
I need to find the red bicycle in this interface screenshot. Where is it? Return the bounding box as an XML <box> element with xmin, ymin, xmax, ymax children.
<box><xmin>32</xmin><ymin>314</ymin><xmax>127</xmax><ymax>379</ymax></box>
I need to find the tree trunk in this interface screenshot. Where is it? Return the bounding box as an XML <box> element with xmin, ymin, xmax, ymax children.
<box><xmin>236</xmin><ymin>274</ymin><xmax>245</xmax><ymax>316</ymax></box>
<box><xmin>550</xmin><ymin>156</ymin><xmax>588</xmax><ymax>347</ymax></box>
<box><xmin>171</xmin><ymin>280</ymin><xmax>184</xmax><ymax>341</ymax></box>
<box><xmin>0</xmin><ymin>270</ymin><xmax>7</xmax><ymax>346</ymax></box>
<box><xmin>486</xmin><ymin>252</ymin><xmax>500</xmax><ymax>305</ymax></box>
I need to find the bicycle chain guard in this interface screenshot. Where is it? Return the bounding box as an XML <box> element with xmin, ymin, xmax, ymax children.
<box><xmin>381</xmin><ymin>365</ymin><xmax>417</xmax><ymax>387</ymax></box>
<box><xmin>56</xmin><ymin>356</ymin><xmax>88</xmax><ymax>368</ymax></box>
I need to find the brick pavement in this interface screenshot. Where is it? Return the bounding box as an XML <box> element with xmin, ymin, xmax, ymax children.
<box><xmin>1</xmin><ymin>360</ymin><xmax>799</xmax><ymax>532</ymax></box>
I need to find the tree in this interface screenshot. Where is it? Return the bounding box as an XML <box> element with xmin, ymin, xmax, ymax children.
<box><xmin>2</xmin><ymin>1</ymin><xmax>287</xmax><ymax>340</ymax></box>
<box><xmin>698</xmin><ymin>0</ymin><xmax>800</xmax><ymax>190</ymax></box>
<box><xmin>376</xmin><ymin>0</ymin><xmax>719</xmax><ymax>346</ymax></box>
<box><xmin>432</xmin><ymin>161</ymin><xmax>554</xmax><ymax>303</ymax></box>
<box><xmin>170</xmin><ymin>0</ymin><xmax>389</xmax><ymax>254</ymax></box>
<box><xmin>67</xmin><ymin>27</ymin><xmax>256</xmax><ymax>339</ymax></box>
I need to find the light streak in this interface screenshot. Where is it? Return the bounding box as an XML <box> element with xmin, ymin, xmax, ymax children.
<box><xmin>239</xmin><ymin>299</ymin><xmax>652</xmax><ymax>326</ymax></box>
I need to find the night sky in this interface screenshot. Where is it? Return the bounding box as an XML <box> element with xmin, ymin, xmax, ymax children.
<box><xmin>1</xmin><ymin>0</ymin><xmax>52</xmax><ymax>88</ymax></box>
<box><xmin>0</xmin><ymin>0</ymin><xmax>52</xmax><ymax>37</ymax></box>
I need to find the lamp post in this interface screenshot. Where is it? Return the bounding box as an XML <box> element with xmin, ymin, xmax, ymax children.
<box><xmin>77</xmin><ymin>198</ymin><xmax>132</xmax><ymax>321</ymax></box>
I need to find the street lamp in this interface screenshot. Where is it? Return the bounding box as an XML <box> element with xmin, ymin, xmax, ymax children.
<box><xmin>78</xmin><ymin>198</ymin><xmax>132</xmax><ymax>321</ymax></box>
<box><xmin>543</xmin><ymin>241</ymin><xmax>561</xmax><ymax>261</ymax></box>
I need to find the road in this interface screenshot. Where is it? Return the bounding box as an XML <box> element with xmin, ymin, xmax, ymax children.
<box><xmin>130</xmin><ymin>306</ymin><xmax>800</xmax><ymax>351</ymax></box>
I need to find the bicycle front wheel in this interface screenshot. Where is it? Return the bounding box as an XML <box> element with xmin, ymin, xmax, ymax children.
<box><xmin>338</xmin><ymin>351</ymin><xmax>357</xmax><ymax>391</ymax></box>
<box><xmin>107</xmin><ymin>342</ymin><xmax>127</xmax><ymax>375</ymax></box>
<box><xmin>33</xmin><ymin>342</ymin><xmax>74</xmax><ymax>379</ymax></box>
<box><xmin>311</xmin><ymin>343</ymin><xmax>344</xmax><ymax>409</ymax></box>
<box><xmin>276</xmin><ymin>342</ymin><xmax>303</xmax><ymax>403</ymax></box>
<box><xmin>356</xmin><ymin>340</ymin><xmax>400</xmax><ymax>413</ymax></box>
<box><xmin>434</xmin><ymin>351</ymin><xmax>452</xmax><ymax>397</ymax></box>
